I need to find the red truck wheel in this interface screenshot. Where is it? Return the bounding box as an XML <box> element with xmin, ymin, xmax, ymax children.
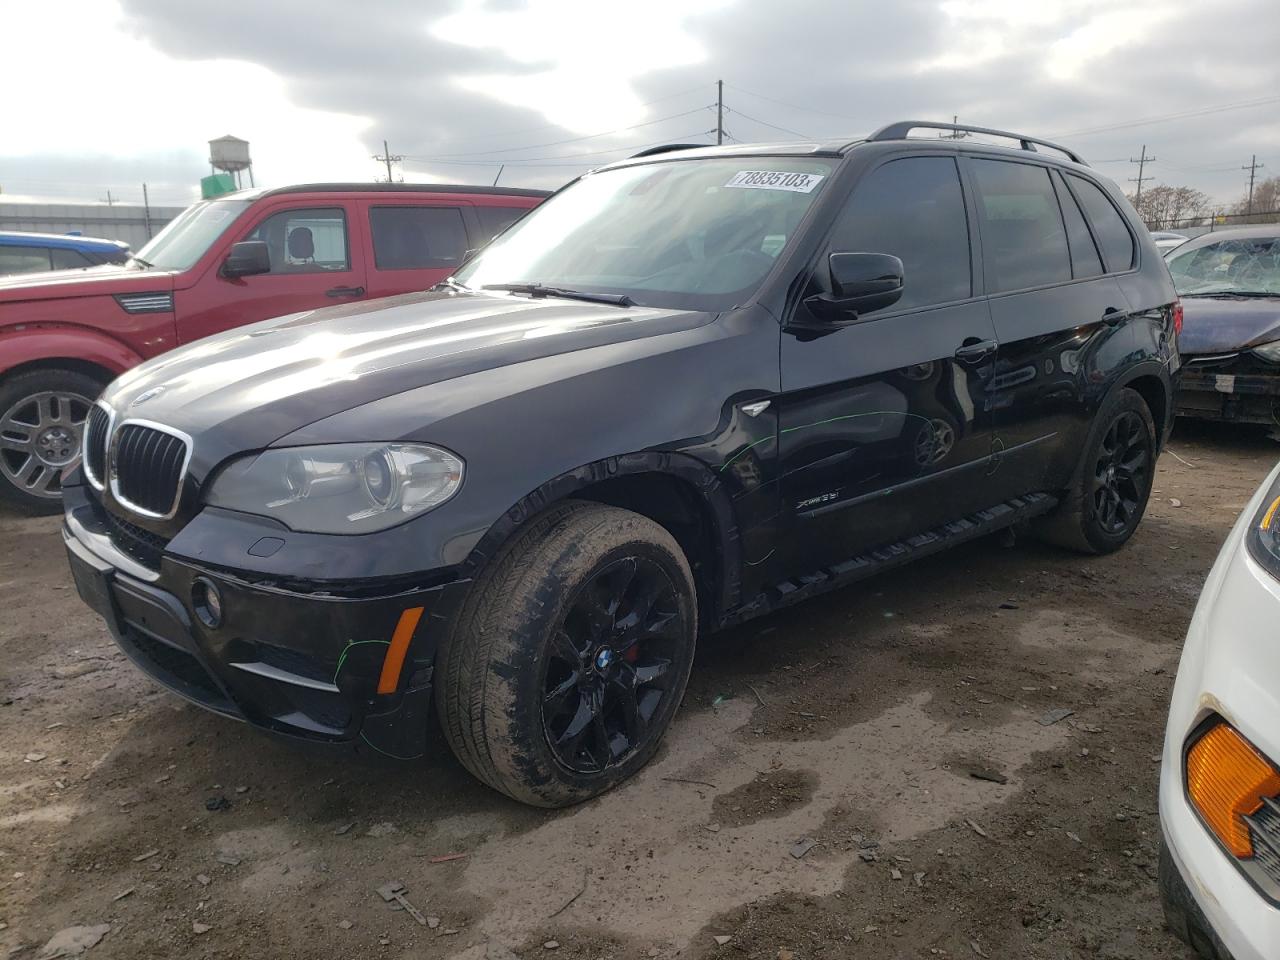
<box><xmin>0</xmin><ymin>369</ymin><xmax>105</xmax><ymax>515</ymax></box>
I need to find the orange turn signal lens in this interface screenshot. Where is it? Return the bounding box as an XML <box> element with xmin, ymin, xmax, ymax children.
<box><xmin>376</xmin><ymin>606</ymin><xmax>425</xmax><ymax>696</ymax></box>
<box><xmin>1186</xmin><ymin>722</ymin><xmax>1280</xmax><ymax>857</ymax></box>
<box><xmin>1261</xmin><ymin>495</ymin><xmax>1280</xmax><ymax>532</ymax></box>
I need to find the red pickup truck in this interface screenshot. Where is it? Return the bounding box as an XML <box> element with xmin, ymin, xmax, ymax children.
<box><xmin>0</xmin><ymin>182</ymin><xmax>548</xmax><ymax>513</ymax></box>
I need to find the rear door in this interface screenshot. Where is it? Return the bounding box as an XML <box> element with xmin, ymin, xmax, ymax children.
<box><xmin>361</xmin><ymin>201</ymin><xmax>473</xmax><ymax>301</ymax></box>
<box><xmin>968</xmin><ymin>157</ymin><xmax>1136</xmax><ymax>499</ymax></box>
<box><xmin>175</xmin><ymin>201</ymin><xmax>367</xmax><ymax>343</ymax></box>
<box><xmin>775</xmin><ymin>154</ymin><xmax>1000</xmax><ymax>576</ymax></box>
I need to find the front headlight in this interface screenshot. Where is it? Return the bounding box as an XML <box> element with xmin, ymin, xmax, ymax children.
<box><xmin>206</xmin><ymin>443</ymin><xmax>463</xmax><ymax>534</ymax></box>
<box><xmin>1251</xmin><ymin>340</ymin><xmax>1280</xmax><ymax>363</ymax></box>
<box><xmin>1247</xmin><ymin>469</ymin><xmax>1280</xmax><ymax>580</ymax></box>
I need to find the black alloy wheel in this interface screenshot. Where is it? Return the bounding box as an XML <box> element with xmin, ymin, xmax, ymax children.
<box><xmin>1091</xmin><ymin>409</ymin><xmax>1150</xmax><ymax>536</ymax></box>
<box><xmin>541</xmin><ymin>556</ymin><xmax>682</xmax><ymax>774</ymax></box>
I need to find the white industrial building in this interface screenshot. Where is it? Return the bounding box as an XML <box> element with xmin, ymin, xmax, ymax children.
<box><xmin>0</xmin><ymin>200</ymin><xmax>188</xmax><ymax>249</ymax></box>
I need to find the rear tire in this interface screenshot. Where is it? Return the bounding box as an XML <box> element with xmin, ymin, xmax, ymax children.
<box><xmin>436</xmin><ymin>501</ymin><xmax>697</xmax><ymax>807</ymax></box>
<box><xmin>1037</xmin><ymin>387</ymin><xmax>1156</xmax><ymax>554</ymax></box>
<box><xmin>0</xmin><ymin>369</ymin><xmax>105</xmax><ymax>516</ymax></box>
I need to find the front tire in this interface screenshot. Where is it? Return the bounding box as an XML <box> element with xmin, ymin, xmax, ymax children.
<box><xmin>1038</xmin><ymin>387</ymin><xmax>1156</xmax><ymax>554</ymax></box>
<box><xmin>0</xmin><ymin>369</ymin><xmax>105</xmax><ymax>516</ymax></box>
<box><xmin>436</xmin><ymin>501</ymin><xmax>697</xmax><ymax>807</ymax></box>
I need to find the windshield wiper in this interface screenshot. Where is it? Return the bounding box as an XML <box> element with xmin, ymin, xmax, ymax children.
<box><xmin>482</xmin><ymin>282</ymin><xmax>634</xmax><ymax>307</ymax></box>
<box><xmin>128</xmin><ymin>255</ymin><xmax>155</xmax><ymax>269</ymax></box>
<box><xmin>431</xmin><ymin>277</ymin><xmax>471</xmax><ymax>293</ymax></box>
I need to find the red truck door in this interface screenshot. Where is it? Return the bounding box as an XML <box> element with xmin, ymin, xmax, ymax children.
<box><xmin>359</xmin><ymin>200</ymin><xmax>474</xmax><ymax>300</ymax></box>
<box><xmin>174</xmin><ymin>201</ymin><xmax>368</xmax><ymax>343</ymax></box>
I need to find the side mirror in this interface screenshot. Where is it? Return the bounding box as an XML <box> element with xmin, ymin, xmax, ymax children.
<box><xmin>826</xmin><ymin>252</ymin><xmax>904</xmax><ymax>315</ymax></box>
<box><xmin>221</xmin><ymin>241</ymin><xmax>271</xmax><ymax>278</ymax></box>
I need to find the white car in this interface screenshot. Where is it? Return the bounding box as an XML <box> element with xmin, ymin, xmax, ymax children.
<box><xmin>1152</xmin><ymin>231</ymin><xmax>1190</xmax><ymax>254</ymax></box>
<box><xmin>1160</xmin><ymin>460</ymin><xmax>1280</xmax><ymax>960</ymax></box>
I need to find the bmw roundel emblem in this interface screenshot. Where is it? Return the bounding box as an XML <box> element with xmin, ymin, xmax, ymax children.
<box><xmin>131</xmin><ymin>385</ymin><xmax>167</xmax><ymax>407</ymax></box>
<box><xmin>595</xmin><ymin>648</ymin><xmax>614</xmax><ymax>671</ymax></box>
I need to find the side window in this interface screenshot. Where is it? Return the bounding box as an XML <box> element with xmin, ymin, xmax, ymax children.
<box><xmin>1051</xmin><ymin>171</ymin><xmax>1103</xmax><ymax>279</ymax></box>
<box><xmin>970</xmin><ymin>159</ymin><xmax>1071</xmax><ymax>293</ymax></box>
<box><xmin>369</xmin><ymin>206</ymin><xmax>468</xmax><ymax>270</ymax></box>
<box><xmin>246</xmin><ymin>207</ymin><xmax>349</xmax><ymax>273</ymax></box>
<box><xmin>829</xmin><ymin>156</ymin><xmax>971</xmax><ymax>311</ymax></box>
<box><xmin>474</xmin><ymin>206</ymin><xmax>530</xmax><ymax>245</ymax></box>
<box><xmin>0</xmin><ymin>245</ymin><xmax>53</xmax><ymax>275</ymax></box>
<box><xmin>1067</xmin><ymin>175</ymin><xmax>1136</xmax><ymax>273</ymax></box>
<box><xmin>50</xmin><ymin>248</ymin><xmax>93</xmax><ymax>269</ymax></box>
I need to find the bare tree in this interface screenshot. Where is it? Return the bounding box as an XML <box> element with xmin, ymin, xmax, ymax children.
<box><xmin>1230</xmin><ymin>176</ymin><xmax>1280</xmax><ymax>223</ymax></box>
<box><xmin>1125</xmin><ymin>184</ymin><xmax>1212</xmax><ymax>230</ymax></box>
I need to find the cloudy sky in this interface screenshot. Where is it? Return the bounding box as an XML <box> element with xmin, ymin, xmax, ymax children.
<box><xmin>3</xmin><ymin>0</ymin><xmax>1277</xmax><ymax>211</ymax></box>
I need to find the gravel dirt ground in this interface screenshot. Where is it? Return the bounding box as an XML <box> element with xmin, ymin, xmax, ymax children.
<box><xmin>1</xmin><ymin>421</ymin><xmax>1275</xmax><ymax>960</ymax></box>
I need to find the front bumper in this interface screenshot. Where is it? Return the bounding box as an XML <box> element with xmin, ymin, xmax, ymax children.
<box><xmin>1159</xmin><ymin>463</ymin><xmax>1280</xmax><ymax>960</ymax></box>
<box><xmin>1177</xmin><ymin>362</ymin><xmax>1280</xmax><ymax>425</ymax></box>
<box><xmin>62</xmin><ymin>485</ymin><xmax>468</xmax><ymax>760</ymax></box>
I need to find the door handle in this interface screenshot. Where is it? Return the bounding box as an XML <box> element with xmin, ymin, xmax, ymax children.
<box><xmin>326</xmin><ymin>285</ymin><xmax>365</xmax><ymax>298</ymax></box>
<box><xmin>954</xmin><ymin>338</ymin><xmax>998</xmax><ymax>363</ymax></box>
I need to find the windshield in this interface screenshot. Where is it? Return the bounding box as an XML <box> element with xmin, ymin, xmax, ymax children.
<box><xmin>133</xmin><ymin>198</ymin><xmax>252</xmax><ymax>271</ymax></box>
<box><xmin>1167</xmin><ymin>235</ymin><xmax>1280</xmax><ymax>296</ymax></box>
<box><xmin>453</xmin><ymin>157</ymin><xmax>834</xmax><ymax>311</ymax></box>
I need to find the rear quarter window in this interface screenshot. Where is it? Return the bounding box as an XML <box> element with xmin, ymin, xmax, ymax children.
<box><xmin>1067</xmin><ymin>175</ymin><xmax>1136</xmax><ymax>273</ymax></box>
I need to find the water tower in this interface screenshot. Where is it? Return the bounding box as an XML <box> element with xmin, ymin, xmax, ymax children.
<box><xmin>208</xmin><ymin>135</ymin><xmax>254</xmax><ymax>188</ymax></box>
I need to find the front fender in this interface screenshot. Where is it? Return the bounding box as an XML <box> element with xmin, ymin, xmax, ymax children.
<box><xmin>0</xmin><ymin>326</ymin><xmax>145</xmax><ymax>380</ymax></box>
<box><xmin>460</xmin><ymin>451</ymin><xmax>743</xmax><ymax>623</ymax></box>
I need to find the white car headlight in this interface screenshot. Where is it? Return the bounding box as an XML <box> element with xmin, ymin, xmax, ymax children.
<box><xmin>1252</xmin><ymin>340</ymin><xmax>1280</xmax><ymax>363</ymax></box>
<box><xmin>206</xmin><ymin>443</ymin><xmax>463</xmax><ymax>534</ymax></box>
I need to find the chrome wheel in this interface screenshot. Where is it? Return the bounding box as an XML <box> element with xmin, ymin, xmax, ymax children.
<box><xmin>0</xmin><ymin>390</ymin><xmax>92</xmax><ymax>499</ymax></box>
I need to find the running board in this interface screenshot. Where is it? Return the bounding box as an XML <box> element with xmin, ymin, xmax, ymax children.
<box><xmin>723</xmin><ymin>492</ymin><xmax>1059</xmax><ymax>627</ymax></box>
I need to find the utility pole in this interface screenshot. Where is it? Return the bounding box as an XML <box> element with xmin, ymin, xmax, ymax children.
<box><xmin>1243</xmin><ymin>154</ymin><xmax>1264</xmax><ymax>215</ymax></box>
<box><xmin>142</xmin><ymin>183</ymin><xmax>153</xmax><ymax>239</ymax></box>
<box><xmin>716</xmin><ymin>79</ymin><xmax>724</xmax><ymax>145</ymax></box>
<box><xmin>1129</xmin><ymin>145</ymin><xmax>1156</xmax><ymax>202</ymax></box>
<box><xmin>373</xmin><ymin>140</ymin><xmax>403</xmax><ymax>182</ymax></box>
<box><xmin>101</xmin><ymin>189</ymin><xmax>116</xmax><ymax>206</ymax></box>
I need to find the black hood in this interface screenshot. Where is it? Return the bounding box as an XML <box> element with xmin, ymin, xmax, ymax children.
<box><xmin>101</xmin><ymin>289</ymin><xmax>711</xmax><ymax>471</ymax></box>
<box><xmin>1178</xmin><ymin>295</ymin><xmax>1280</xmax><ymax>355</ymax></box>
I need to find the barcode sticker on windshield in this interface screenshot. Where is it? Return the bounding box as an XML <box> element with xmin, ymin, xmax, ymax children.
<box><xmin>725</xmin><ymin>171</ymin><xmax>824</xmax><ymax>193</ymax></box>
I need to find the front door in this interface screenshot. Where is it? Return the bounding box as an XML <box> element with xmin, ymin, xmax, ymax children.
<box><xmin>361</xmin><ymin>201</ymin><xmax>473</xmax><ymax>301</ymax></box>
<box><xmin>176</xmin><ymin>202</ymin><xmax>368</xmax><ymax>343</ymax></box>
<box><xmin>775</xmin><ymin>155</ymin><xmax>1000</xmax><ymax>577</ymax></box>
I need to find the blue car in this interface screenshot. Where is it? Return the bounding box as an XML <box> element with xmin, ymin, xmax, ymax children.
<box><xmin>0</xmin><ymin>231</ymin><xmax>131</xmax><ymax>276</ymax></box>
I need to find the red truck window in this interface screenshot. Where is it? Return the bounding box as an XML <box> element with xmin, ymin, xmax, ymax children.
<box><xmin>369</xmin><ymin>206</ymin><xmax>468</xmax><ymax>271</ymax></box>
<box><xmin>247</xmin><ymin>207</ymin><xmax>350</xmax><ymax>273</ymax></box>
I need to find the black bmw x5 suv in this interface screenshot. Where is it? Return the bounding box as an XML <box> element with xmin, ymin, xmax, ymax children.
<box><xmin>64</xmin><ymin>121</ymin><xmax>1180</xmax><ymax>806</ymax></box>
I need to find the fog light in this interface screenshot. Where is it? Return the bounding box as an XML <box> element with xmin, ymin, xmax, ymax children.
<box><xmin>192</xmin><ymin>577</ymin><xmax>224</xmax><ymax>629</ymax></box>
<box><xmin>1186</xmin><ymin>721</ymin><xmax>1280</xmax><ymax>857</ymax></box>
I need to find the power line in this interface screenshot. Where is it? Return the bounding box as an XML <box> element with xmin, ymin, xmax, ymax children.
<box><xmin>1051</xmin><ymin>95</ymin><xmax>1280</xmax><ymax>139</ymax></box>
<box><xmin>723</xmin><ymin>82</ymin><xmax>864</xmax><ymax>123</ymax></box>
<box><xmin>725</xmin><ymin>108</ymin><xmax>812</xmax><ymax>141</ymax></box>
<box><xmin>402</xmin><ymin>131</ymin><xmax>715</xmax><ymax>169</ymax></box>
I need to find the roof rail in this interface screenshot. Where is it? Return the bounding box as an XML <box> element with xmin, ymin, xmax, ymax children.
<box><xmin>867</xmin><ymin>121</ymin><xmax>1087</xmax><ymax>165</ymax></box>
<box><xmin>629</xmin><ymin>143</ymin><xmax>709</xmax><ymax>159</ymax></box>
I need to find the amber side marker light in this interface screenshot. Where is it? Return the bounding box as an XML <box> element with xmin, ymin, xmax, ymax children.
<box><xmin>1260</xmin><ymin>494</ymin><xmax>1280</xmax><ymax>532</ymax></box>
<box><xmin>377</xmin><ymin>606</ymin><xmax>425</xmax><ymax>696</ymax></box>
<box><xmin>1186</xmin><ymin>722</ymin><xmax>1280</xmax><ymax>857</ymax></box>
